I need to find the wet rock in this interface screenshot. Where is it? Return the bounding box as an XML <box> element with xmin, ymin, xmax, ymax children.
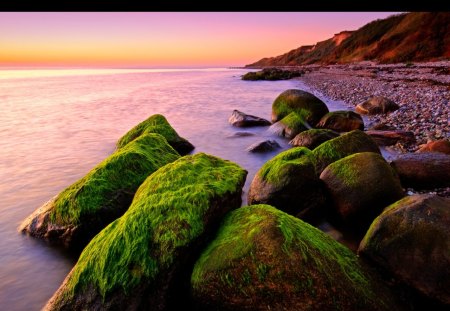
<box><xmin>268</xmin><ymin>112</ymin><xmax>311</xmax><ymax>139</ymax></box>
<box><xmin>191</xmin><ymin>204</ymin><xmax>402</xmax><ymax>311</ymax></box>
<box><xmin>418</xmin><ymin>139</ymin><xmax>450</xmax><ymax>155</ymax></box>
<box><xmin>246</xmin><ymin>140</ymin><xmax>280</xmax><ymax>153</ymax></box>
<box><xmin>271</xmin><ymin>89</ymin><xmax>329</xmax><ymax>124</ymax></box>
<box><xmin>226</xmin><ymin>131</ymin><xmax>255</xmax><ymax>138</ymax></box>
<box><xmin>366</xmin><ymin>130</ymin><xmax>416</xmax><ymax>146</ymax></box>
<box><xmin>359</xmin><ymin>194</ymin><xmax>450</xmax><ymax>305</ymax></box>
<box><xmin>117</xmin><ymin>114</ymin><xmax>194</xmax><ymax>155</ymax></box>
<box><xmin>320</xmin><ymin>152</ymin><xmax>405</xmax><ymax>231</ymax></box>
<box><xmin>356</xmin><ymin>96</ymin><xmax>399</xmax><ymax>115</ymax></box>
<box><xmin>390</xmin><ymin>152</ymin><xmax>450</xmax><ymax>189</ymax></box>
<box><xmin>248</xmin><ymin>147</ymin><xmax>326</xmax><ymax>221</ymax></box>
<box><xmin>228</xmin><ymin>110</ymin><xmax>271</xmax><ymax>127</ymax></box>
<box><xmin>19</xmin><ymin>134</ymin><xmax>180</xmax><ymax>251</ymax></box>
<box><xmin>242</xmin><ymin>68</ymin><xmax>303</xmax><ymax>81</ymax></box>
<box><xmin>316</xmin><ymin>110</ymin><xmax>364</xmax><ymax>132</ymax></box>
<box><xmin>289</xmin><ymin>128</ymin><xmax>340</xmax><ymax>149</ymax></box>
<box><xmin>44</xmin><ymin>153</ymin><xmax>247</xmax><ymax>311</ymax></box>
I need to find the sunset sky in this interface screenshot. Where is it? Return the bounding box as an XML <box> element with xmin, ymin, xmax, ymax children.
<box><xmin>0</xmin><ymin>12</ymin><xmax>399</xmax><ymax>68</ymax></box>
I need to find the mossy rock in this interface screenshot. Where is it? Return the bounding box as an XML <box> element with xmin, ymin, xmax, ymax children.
<box><xmin>117</xmin><ymin>114</ymin><xmax>194</xmax><ymax>155</ymax></box>
<box><xmin>241</xmin><ymin>68</ymin><xmax>303</xmax><ymax>81</ymax></box>
<box><xmin>312</xmin><ymin>130</ymin><xmax>380</xmax><ymax>174</ymax></box>
<box><xmin>248</xmin><ymin>147</ymin><xmax>327</xmax><ymax>221</ymax></box>
<box><xmin>316</xmin><ymin>110</ymin><xmax>364</xmax><ymax>132</ymax></box>
<box><xmin>320</xmin><ymin>152</ymin><xmax>405</xmax><ymax>232</ymax></box>
<box><xmin>359</xmin><ymin>194</ymin><xmax>450</xmax><ymax>305</ymax></box>
<box><xmin>268</xmin><ymin>112</ymin><xmax>310</xmax><ymax>139</ymax></box>
<box><xmin>271</xmin><ymin>89</ymin><xmax>329</xmax><ymax>124</ymax></box>
<box><xmin>19</xmin><ymin>134</ymin><xmax>180</xmax><ymax>251</ymax></box>
<box><xmin>44</xmin><ymin>153</ymin><xmax>247</xmax><ymax>311</ymax></box>
<box><xmin>289</xmin><ymin>128</ymin><xmax>340</xmax><ymax>149</ymax></box>
<box><xmin>191</xmin><ymin>204</ymin><xmax>401</xmax><ymax>311</ymax></box>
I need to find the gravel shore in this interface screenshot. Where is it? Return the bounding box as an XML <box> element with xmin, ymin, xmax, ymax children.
<box><xmin>297</xmin><ymin>62</ymin><xmax>450</xmax><ymax>152</ymax></box>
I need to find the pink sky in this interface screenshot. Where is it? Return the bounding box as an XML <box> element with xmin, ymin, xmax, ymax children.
<box><xmin>0</xmin><ymin>12</ymin><xmax>399</xmax><ymax>68</ymax></box>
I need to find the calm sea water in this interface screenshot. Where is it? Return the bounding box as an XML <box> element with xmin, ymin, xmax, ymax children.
<box><xmin>0</xmin><ymin>68</ymin><xmax>351</xmax><ymax>310</ymax></box>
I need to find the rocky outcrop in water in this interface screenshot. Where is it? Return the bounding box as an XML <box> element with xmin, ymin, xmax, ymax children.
<box><xmin>246</xmin><ymin>140</ymin><xmax>280</xmax><ymax>153</ymax></box>
<box><xmin>241</xmin><ymin>68</ymin><xmax>303</xmax><ymax>81</ymax></box>
<box><xmin>228</xmin><ymin>109</ymin><xmax>271</xmax><ymax>127</ymax></box>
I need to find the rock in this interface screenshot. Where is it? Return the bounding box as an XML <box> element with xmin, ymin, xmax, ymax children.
<box><xmin>44</xmin><ymin>153</ymin><xmax>247</xmax><ymax>311</ymax></box>
<box><xmin>248</xmin><ymin>147</ymin><xmax>326</xmax><ymax>221</ymax></box>
<box><xmin>191</xmin><ymin>204</ymin><xmax>401</xmax><ymax>311</ymax></box>
<box><xmin>316</xmin><ymin>110</ymin><xmax>364</xmax><ymax>132</ymax></box>
<box><xmin>390</xmin><ymin>152</ymin><xmax>450</xmax><ymax>189</ymax></box>
<box><xmin>19</xmin><ymin>134</ymin><xmax>180</xmax><ymax>251</ymax></box>
<box><xmin>356</xmin><ymin>96</ymin><xmax>399</xmax><ymax>115</ymax></box>
<box><xmin>418</xmin><ymin>139</ymin><xmax>450</xmax><ymax>155</ymax></box>
<box><xmin>271</xmin><ymin>89</ymin><xmax>329</xmax><ymax>124</ymax></box>
<box><xmin>268</xmin><ymin>112</ymin><xmax>310</xmax><ymax>139</ymax></box>
<box><xmin>226</xmin><ymin>131</ymin><xmax>255</xmax><ymax>138</ymax></box>
<box><xmin>320</xmin><ymin>152</ymin><xmax>405</xmax><ymax>231</ymax></box>
<box><xmin>289</xmin><ymin>128</ymin><xmax>340</xmax><ymax>149</ymax></box>
<box><xmin>246</xmin><ymin>140</ymin><xmax>280</xmax><ymax>153</ymax></box>
<box><xmin>117</xmin><ymin>114</ymin><xmax>194</xmax><ymax>155</ymax></box>
<box><xmin>366</xmin><ymin>130</ymin><xmax>416</xmax><ymax>146</ymax></box>
<box><xmin>312</xmin><ymin>130</ymin><xmax>381</xmax><ymax>174</ymax></box>
<box><xmin>242</xmin><ymin>68</ymin><xmax>303</xmax><ymax>81</ymax></box>
<box><xmin>228</xmin><ymin>110</ymin><xmax>271</xmax><ymax>127</ymax></box>
<box><xmin>359</xmin><ymin>194</ymin><xmax>450</xmax><ymax>305</ymax></box>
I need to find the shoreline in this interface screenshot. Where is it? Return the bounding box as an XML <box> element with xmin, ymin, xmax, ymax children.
<box><xmin>270</xmin><ymin>62</ymin><xmax>449</xmax><ymax>152</ymax></box>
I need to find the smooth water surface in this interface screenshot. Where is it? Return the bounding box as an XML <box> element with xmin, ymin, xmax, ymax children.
<box><xmin>0</xmin><ymin>68</ymin><xmax>349</xmax><ymax>310</ymax></box>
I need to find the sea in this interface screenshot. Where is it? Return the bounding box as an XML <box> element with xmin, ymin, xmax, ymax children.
<box><xmin>0</xmin><ymin>68</ymin><xmax>352</xmax><ymax>310</ymax></box>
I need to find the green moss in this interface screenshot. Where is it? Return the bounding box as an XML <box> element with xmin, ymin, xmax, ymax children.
<box><xmin>258</xmin><ymin>147</ymin><xmax>313</xmax><ymax>185</ymax></box>
<box><xmin>312</xmin><ymin>130</ymin><xmax>380</xmax><ymax>173</ymax></box>
<box><xmin>280</xmin><ymin>111</ymin><xmax>311</xmax><ymax>132</ymax></box>
<box><xmin>50</xmin><ymin>133</ymin><xmax>180</xmax><ymax>225</ymax></box>
<box><xmin>192</xmin><ymin>204</ymin><xmax>388</xmax><ymax>308</ymax></box>
<box><xmin>116</xmin><ymin>114</ymin><xmax>192</xmax><ymax>152</ymax></box>
<box><xmin>61</xmin><ymin>153</ymin><xmax>246</xmax><ymax>299</ymax></box>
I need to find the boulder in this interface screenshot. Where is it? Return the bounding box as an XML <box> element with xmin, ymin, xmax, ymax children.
<box><xmin>19</xmin><ymin>134</ymin><xmax>180</xmax><ymax>251</ymax></box>
<box><xmin>316</xmin><ymin>110</ymin><xmax>364</xmax><ymax>132</ymax></box>
<box><xmin>312</xmin><ymin>130</ymin><xmax>381</xmax><ymax>174</ymax></box>
<box><xmin>271</xmin><ymin>89</ymin><xmax>329</xmax><ymax>124</ymax></box>
<box><xmin>359</xmin><ymin>194</ymin><xmax>450</xmax><ymax>305</ymax></box>
<box><xmin>191</xmin><ymin>204</ymin><xmax>401</xmax><ymax>311</ymax></box>
<box><xmin>390</xmin><ymin>152</ymin><xmax>450</xmax><ymax>189</ymax></box>
<box><xmin>248</xmin><ymin>147</ymin><xmax>326</xmax><ymax>220</ymax></box>
<box><xmin>320</xmin><ymin>152</ymin><xmax>405</xmax><ymax>231</ymax></box>
<box><xmin>116</xmin><ymin>114</ymin><xmax>194</xmax><ymax>155</ymax></box>
<box><xmin>44</xmin><ymin>153</ymin><xmax>247</xmax><ymax>311</ymax></box>
<box><xmin>366</xmin><ymin>130</ymin><xmax>416</xmax><ymax>146</ymax></box>
<box><xmin>226</xmin><ymin>132</ymin><xmax>255</xmax><ymax>138</ymax></box>
<box><xmin>228</xmin><ymin>110</ymin><xmax>271</xmax><ymax>127</ymax></box>
<box><xmin>289</xmin><ymin>128</ymin><xmax>340</xmax><ymax>149</ymax></box>
<box><xmin>246</xmin><ymin>140</ymin><xmax>281</xmax><ymax>153</ymax></box>
<box><xmin>418</xmin><ymin>139</ymin><xmax>450</xmax><ymax>155</ymax></box>
<box><xmin>356</xmin><ymin>96</ymin><xmax>399</xmax><ymax>115</ymax></box>
<box><xmin>268</xmin><ymin>112</ymin><xmax>310</xmax><ymax>139</ymax></box>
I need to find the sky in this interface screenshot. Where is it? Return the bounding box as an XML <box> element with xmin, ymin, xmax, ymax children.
<box><xmin>0</xmin><ymin>12</ymin><xmax>399</xmax><ymax>68</ymax></box>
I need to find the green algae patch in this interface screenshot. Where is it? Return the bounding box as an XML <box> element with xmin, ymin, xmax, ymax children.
<box><xmin>191</xmin><ymin>204</ymin><xmax>400</xmax><ymax>311</ymax></box>
<box><xmin>271</xmin><ymin>89</ymin><xmax>329</xmax><ymax>124</ymax></box>
<box><xmin>20</xmin><ymin>133</ymin><xmax>180</xmax><ymax>250</ymax></box>
<box><xmin>45</xmin><ymin>153</ymin><xmax>247</xmax><ymax>311</ymax></box>
<box><xmin>312</xmin><ymin>129</ymin><xmax>380</xmax><ymax>174</ymax></box>
<box><xmin>117</xmin><ymin>114</ymin><xmax>194</xmax><ymax>155</ymax></box>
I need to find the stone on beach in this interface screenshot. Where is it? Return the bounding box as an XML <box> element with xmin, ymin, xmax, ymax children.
<box><xmin>356</xmin><ymin>96</ymin><xmax>399</xmax><ymax>115</ymax></box>
<box><xmin>366</xmin><ymin>130</ymin><xmax>416</xmax><ymax>146</ymax></box>
<box><xmin>228</xmin><ymin>109</ymin><xmax>271</xmax><ymax>127</ymax></box>
<box><xmin>418</xmin><ymin>139</ymin><xmax>450</xmax><ymax>155</ymax></box>
<box><xmin>316</xmin><ymin>110</ymin><xmax>364</xmax><ymax>132</ymax></box>
<box><xmin>289</xmin><ymin>128</ymin><xmax>340</xmax><ymax>149</ymax></box>
<box><xmin>44</xmin><ymin>153</ymin><xmax>247</xmax><ymax>311</ymax></box>
<box><xmin>19</xmin><ymin>134</ymin><xmax>180</xmax><ymax>251</ymax></box>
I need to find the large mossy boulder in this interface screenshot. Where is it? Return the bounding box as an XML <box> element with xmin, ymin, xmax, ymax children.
<box><xmin>268</xmin><ymin>112</ymin><xmax>311</xmax><ymax>139</ymax></box>
<box><xmin>289</xmin><ymin>128</ymin><xmax>340</xmax><ymax>149</ymax></box>
<box><xmin>271</xmin><ymin>89</ymin><xmax>329</xmax><ymax>124</ymax></box>
<box><xmin>191</xmin><ymin>205</ymin><xmax>400</xmax><ymax>311</ymax></box>
<box><xmin>312</xmin><ymin>130</ymin><xmax>380</xmax><ymax>174</ymax></box>
<box><xmin>390</xmin><ymin>152</ymin><xmax>450</xmax><ymax>189</ymax></box>
<box><xmin>320</xmin><ymin>152</ymin><xmax>405</xmax><ymax>231</ymax></box>
<box><xmin>316</xmin><ymin>110</ymin><xmax>364</xmax><ymax>132</ymax></box>
<box><xmin>248</xmin><ymin>147</ymin><xmax>326</xmax><ymax>221</ymax></box>
<box><xmin>117</xmin><ymin>114</ymin><xmax>194</xmax><ymax>155</ymax></box>
<box><xmin>359</xmin><ymin>194</ymin><xmax>450</xmax><ymax>305</ymax></box>
<box><xmin>44</xmin><ymin>153</ymin><xmax>247</xmax><ymax>311</ymax></box>
<box><xmin>20</xmin><ymin>134</ymin><xmax>180</xmax><ymax>251</ymax></box>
